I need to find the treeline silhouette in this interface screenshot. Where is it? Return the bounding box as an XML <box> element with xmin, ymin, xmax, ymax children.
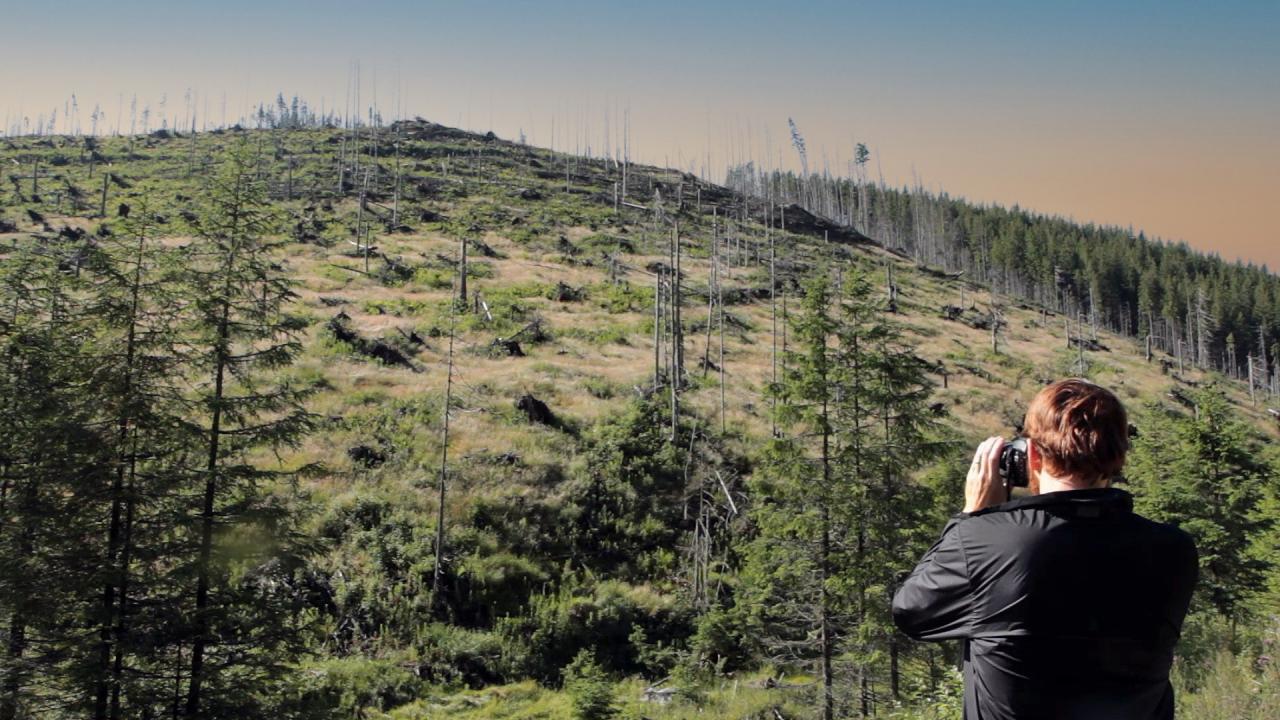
<box><xmin>728</xmin><ymin>163</ymin><xmax>1280</xmax><ymax>387</ymax></box>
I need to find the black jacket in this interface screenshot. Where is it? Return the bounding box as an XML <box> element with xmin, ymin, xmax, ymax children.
<box><xmin>892</xmin><ymin>488</ymin><xmax>1198</xmax><ymax>720</ymax></box>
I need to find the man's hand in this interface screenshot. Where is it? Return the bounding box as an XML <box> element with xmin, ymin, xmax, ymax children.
<box><xmin>963</xmin><ymin>436</ymin><xmax>1007</xmax><ymax>513</ymax></box>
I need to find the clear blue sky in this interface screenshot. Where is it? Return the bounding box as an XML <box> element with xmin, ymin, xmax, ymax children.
<box><xmin>3</xmin><ymin>0</ymin><xmax>1277</xmax><ymax>267</ymax></box>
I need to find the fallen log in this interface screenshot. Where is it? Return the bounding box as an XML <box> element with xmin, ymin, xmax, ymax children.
<box><xmin>327</xmin><ymin>313</ymin><xmax>419</xmax><ymax>371</ymax></box>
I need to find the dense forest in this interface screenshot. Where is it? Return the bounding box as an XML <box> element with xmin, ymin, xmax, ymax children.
<box><xmin>727</xmin><ymin>152</ymin><xmax>1280</xmax><ymax>388</ymax></box>
<box><xmin>0</xmin><ymin>117</ymin><xmax>1277</xmax><ymax>719</ymax></box>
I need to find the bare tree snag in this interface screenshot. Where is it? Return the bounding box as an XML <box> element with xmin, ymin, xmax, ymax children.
<box><xmin>770</xmin><ymin>204</ymin><xmax>778</xmax><ymax>437</ymax></box>
<box><xmin>654</xmin><ymin>266</ymin><xmax>662</xmax><ymax>389</ymax></box>
<box><xmin>458</xmin><ymin>237</ymin><xmax>468</xmax><ymax>304</ymax></box>
<box><xmin>433</xmin><ymin>264</ymin><xmax>459</xmax><ymax>613</ymax></box>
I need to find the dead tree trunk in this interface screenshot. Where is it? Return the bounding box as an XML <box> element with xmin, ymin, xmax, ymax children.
<box><xmin>1248</xmin><ymin>355</ymin><xmax>1257</xmax><ymax>405</ymax></box>
<box><xmin>1077</xmin><ymin>311</ymin><xmax>1087</xmax><ymax>376</ymax></box>
<box><xmin>358</xmin><ymin>168</ymin><xmax>370</xmax><ymax>273</ymax></box>
<box><xmin>703</xmin><ymin>211</ymin><xmax>718</xmax><ymax>377</ymax></box>
<box><xmin>392</xmin><ymin>128</ymin><xmax>402</xmax><ymax>227</ymax></box>
<box><xmin>991</xmin><ymin>305</ymin><xmax>1001</xmax><ymax>355</ymax></box>
<box><xmin>1089</xmin><ymin>285</ymin><xmax>1099</xmax><ymax>341</ymax></box>
<box><xmin>433</xmin><ymin>266</ymin><xmax>459</xmax><ymax>612</ymax></box>
<box><xmin>336</xmin><ymin>137</ymin><xmax>346</xmax><ymax>195</ymax></box>
<box><xmin>718</xmin><ymin>249</ymin><xmax>726</xmax><ymax>436</ymax></box>
<box><xmin>780</xmin><ymin>208</ymin><xmax>788</xmax><ymax>379</ymax></box>
<box><xmin>458</xmin><ymin>237</ymin><xmax>468</xmax><ymax>304</ymax></box>
<box><xmin>1258</xmin><ymin>326</ymin><xmax>1270</xmax><ymax>395</ymax></box>
<box><xmin>886</xmin><ymin>262</ymin><xmax>897</xmax><ymax>312</ymax></box>
<box><xmin>653</xmin><ymin>266</ymin><xmax>663</xmax><ymax>389</ymax></box>
<box><xmin>769</xmin><ymin>205</ymin><xmax>778</xmax><ymax>437</ymax></box>
<box><xmin>670</xmin><ymin>222</ymin><xmax>682</xmax><ymax>441</ymax></box>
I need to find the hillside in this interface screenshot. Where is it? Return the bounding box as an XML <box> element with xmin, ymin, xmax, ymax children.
<box><xmin>4</xmin><ymin>123</ymin><xmax>1274</xmax><ymax>445</ymax></box>
<box><xmin>1</xmin><ymin>122</ymin><xmax>1277</xmax><ymax>719</ymax></box>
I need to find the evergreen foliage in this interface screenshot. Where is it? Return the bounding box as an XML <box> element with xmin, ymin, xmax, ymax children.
<box><xmin>563</xmin><ymin>650</ymin><xmax>618</xmax><ymax>720</ymax></box>
<box><xmin>181</xmin><ymin>138</ymin><xmax>319</xmax><ymax>718</ymax></box>
<box><xmin>0</xmin><ymin>143</ymin><xmax>320</xmax><ymax>719</ymax></box>
<box><xmin>1128</xmin><ymin>385</ymin><xmax>1276</xmax><ymax>621</ymax></box>
<box><xmin>741</xmin><ymin>270</ymin><xmax>949</xmax><ymax>718</ymax></box>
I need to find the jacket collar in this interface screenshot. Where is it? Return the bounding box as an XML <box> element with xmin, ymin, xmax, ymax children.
<box><xmin>977</xmin><ymin>487</ymin><xmax>1134</xmax><ymax>516</ymax></box>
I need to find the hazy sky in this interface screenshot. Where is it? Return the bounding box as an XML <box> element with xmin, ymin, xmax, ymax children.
<box><xmin>3</xmin><ymin>0</ymin><xmax>1277</xmax><ymax>269</ymax></box>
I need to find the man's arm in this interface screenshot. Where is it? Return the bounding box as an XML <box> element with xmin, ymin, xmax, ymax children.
<box><xmin>894</xmin><ymin>436</ymin><xmax>1003</xmax><ymax>641</ymax></box>
<box><xmin>1168</xmin><ymin>528</ymin><xmax>1199</xmax><ymax>636</ymax></box>
<box><xmin>892</xmin><ymin>517</ymin><xmax>975</xmax><ymax>640</ymax></box>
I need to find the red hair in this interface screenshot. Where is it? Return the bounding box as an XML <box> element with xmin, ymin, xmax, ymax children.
<box><xmin>1024</xmin><ymin>379</ymin><xmax>1129</xmax><ymax>483</ymax></box>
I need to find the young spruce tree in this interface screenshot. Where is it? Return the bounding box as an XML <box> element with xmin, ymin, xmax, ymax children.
<box><xmin>742</xmin><ymin>268</ymin><xmax>943</xmax><ymax>719</ymax></box>
<box><xmin>181</xmin><ymin>140</ymin><xmax>316</xmax><ymax>718</ymax></box>
<box><xmin>0</xmin><ymin>245</ymin><xmax>109</xmax><ymax>719</ymax></box>
<box><xmin>834</xmin><ymin>270</ymin><xmax>946</xmax><ymax>707</ymax></box>
<box><xmin>1128</xmin><ymin>385</ymin><xmax>1274</xmax><ymax>624</ymax></box>
<box><xmin>81</xmin><ymin>201</ymin><xmax>190</xmax><ymax>720</ymax></box>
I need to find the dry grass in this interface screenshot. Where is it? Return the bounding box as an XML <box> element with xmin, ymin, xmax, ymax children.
<box><xmin>288</xmin><ymin>213</ymin><xmax>1279</xmax><ymax>499</ymax></box>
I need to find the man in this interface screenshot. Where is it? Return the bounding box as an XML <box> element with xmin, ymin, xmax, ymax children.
<box><xmin>893</xmin><ymin>379</ymin><xmax>1198</xmax><ymax>719</ymax></box>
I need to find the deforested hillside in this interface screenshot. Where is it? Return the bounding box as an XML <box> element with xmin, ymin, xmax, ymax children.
<box><xmin>1</xmin><ymin>121</ymin><xmax>1277</xmax><ymax>719</ymax></box>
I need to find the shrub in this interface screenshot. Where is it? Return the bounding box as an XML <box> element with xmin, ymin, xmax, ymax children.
<box><xmin>583</xmin><ymin>377</ymin><xmax>616</xmax><ymax>399</ymax></box>
<box><xmin>564</xmin><ymin>650</ymin><xmax>617</xmax><ymax>720</ymax></box>
<box><xmin>560</xmin><ymin>322</ymin><xmax>633</xmax><ymax>346</ymax></box>
<box><xmin>459</xmin><ymin>552</ymin><xmax>550</xmax><ymax>622</ymax></box>
<box><xmin>413</xmin><ymin>623</ymin><xmax>514</xmax><ymax>688</ymax></box>
<box><xmin>498</xmin><ymin>579</ymin><xmax>691</xmax><ymax>682</ymax></box>
<box><xmin>411</xmin><ymin>266</ymin><xmax>454</xmax><ymax>289</ymax></box>
<box><xmin>686</xmin><ymin>605</ymin><xmax>755</xmax><ymax>674</ymax></box>
<box><xmin>280</xmin><ymin>656</ymin><xmax>424</xmax><ymax>719</ymax></box>
<box><xmin>882</xmin><ymin>666</ymin><xmax>964</xmax><ymax>720</ymax></box>
<box><xmin>361</xmin><ymin>298</ymin><xmax>433</xmax><ymax>317</ymax></box>
<box><xmin>1174</xmin><ymin>646</ymin><xmax>1280</xmax><ymax>719</ymax></box>
<box><xmin>592</xmin><ymin>281</ymin><xmax>651</xmax><ymax>314</ymax></box>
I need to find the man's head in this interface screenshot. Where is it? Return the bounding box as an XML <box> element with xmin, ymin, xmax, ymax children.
<box><xmin>1023</xmin><ymin>379</ymin><xmax>1129</xmax><ymax>490</ymax></box>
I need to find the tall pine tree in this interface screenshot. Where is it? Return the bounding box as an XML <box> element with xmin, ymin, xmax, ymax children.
<box><xmin>742</xmin><ymin>268</ymin><xmax>945</xmax><ymax>718</ymax></box>
<box><xmin>0</xmin><ymin>244</ymin><xmax>109</xmax><ymax>719</ymax></box>
<box><xmin>181</xmin><ymin>140</ymin><xmax>316</xmax><ymax>717</ymax></box>
<box><xmin>81</xmin><ymin>200</ymin><xmax>190</xmax><ymax>719</ymax></box>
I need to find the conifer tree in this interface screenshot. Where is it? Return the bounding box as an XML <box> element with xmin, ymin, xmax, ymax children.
<box><xmin>0</xmin><ymin>245</ymin><xmax>108</xmax><ymax>719</ymax></box>
<box><xmin>742</xmin><ymin>269</ymin><xmax>945</xmax><ymax>718</ymax></box>
<box><xmin>1128</xmin><ymin>385</ymin><xmax>1274</xmax><ymax>623</ymax></box>
<box><xmin>181</xmin><ymin>140</ymin><xmax>316</xmax><ymax>717</ymax></box>
<box><xmin>742</xmin><ymin>275</ymin><xmax>842</xmax><ymax>720</ymax></box>
<box><xmin>834</xmin><ymin>270</ymin><xmax>946</xmax><ymax>706</ymax></box>
<box><xmin>81</xmin><ymin>201</ymin><xmax>189</xmax><ymax>720</ymax></box>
